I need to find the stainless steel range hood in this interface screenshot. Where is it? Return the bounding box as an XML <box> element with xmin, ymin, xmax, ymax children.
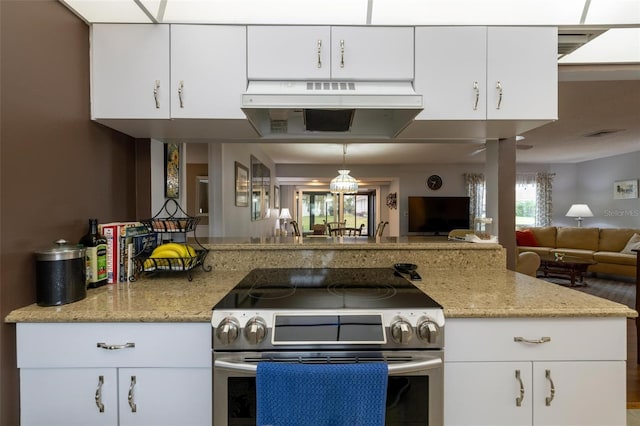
<box><xmin>241</xmin><ymin>81</ymin><xmax>423</xmax><ymax>140</ymax></box>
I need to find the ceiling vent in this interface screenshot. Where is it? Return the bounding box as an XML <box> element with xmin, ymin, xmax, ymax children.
<box><xmin>557</xmin><ymin>29</ymin><xmax>607</xmax><ymax>59</ymax></box>
<box><xmin>583</xmin><ymin>129</ymin><xmax>625</xmax><ymax>138</ymax></box>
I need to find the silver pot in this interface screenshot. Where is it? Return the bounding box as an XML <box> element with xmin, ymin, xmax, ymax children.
<box><xmin>35</xmin><ymin>239</ymin><xmax>86</xmax><ymax>306</ymax></box>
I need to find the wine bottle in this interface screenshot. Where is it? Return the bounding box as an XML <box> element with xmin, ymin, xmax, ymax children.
<box><xmin>79</xmin><ymin>218</ymin><xmax>108</xmax><ymax>288</ymax></box>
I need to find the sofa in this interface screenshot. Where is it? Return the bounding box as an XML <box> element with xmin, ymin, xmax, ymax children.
<box><xmin>516</xmin><ymin>226</ymin><xmax>640</xmax><ymax>278</ymax></box>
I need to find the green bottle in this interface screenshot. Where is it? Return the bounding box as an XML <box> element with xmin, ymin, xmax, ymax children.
<box><xmin>79</xmin><ymin>218</ymin><xmax>108</xmax><ymax>288</ymax></box>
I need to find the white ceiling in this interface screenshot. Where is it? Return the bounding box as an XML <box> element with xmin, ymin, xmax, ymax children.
<box><xmin>62</xmin><ymin>0</ymin><xmax>640</xmax><ymax>167</ymax></box>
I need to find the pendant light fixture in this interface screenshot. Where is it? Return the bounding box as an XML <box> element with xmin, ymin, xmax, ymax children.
<box><xmin>330</xmin><ymin>144</ymin><xmax>358</xmax><ymax>194</ymax></box>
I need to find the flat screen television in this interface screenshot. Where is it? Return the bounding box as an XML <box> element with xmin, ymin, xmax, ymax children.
<box><xmin>408</xmin><ymin>196</ymin><xmax>470</xmax><ymax>234</ymax></box>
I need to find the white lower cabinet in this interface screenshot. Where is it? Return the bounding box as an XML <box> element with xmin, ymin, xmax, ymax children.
<box><xmin>445</xmin><ymin>360</ymin><xmax>625</xmax><ymax>426</ymax></box>
<box><xmin>17</xmin><ymin>323</ymin><xmax>212</xmax><ymax>426</ymax></box>
<box><xmin>444</xmin><ymin>317</ymin><xmax>627</xmax><ymax>426</ymax></box>
<box><xmin>118</xmin><ymin>368</ymin><xmax>211</xmax><ymax>426</ymax></box>
<box><xmin>20</xmin><ymin>367</ymin><xmax>211</xmax><ymax>426</ymax></box>
<box><xmin>21</xmin><ymin>368</ymin><xmax>118</xmax><ymax>426</ymax></box>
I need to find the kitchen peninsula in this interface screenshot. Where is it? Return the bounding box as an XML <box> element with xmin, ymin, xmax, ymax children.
<box><xmin>6</xmin><ymin>239</ymin><xmax>635</xmax><ymax>426</ymax></box>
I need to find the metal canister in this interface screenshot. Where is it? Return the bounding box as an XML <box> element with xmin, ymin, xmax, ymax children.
<box><xmin>34</xmin><ymin>239</ymin><xmax>87</xmax><ymax>306</ymax></box>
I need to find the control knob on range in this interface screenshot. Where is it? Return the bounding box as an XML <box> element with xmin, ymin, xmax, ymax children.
<box><xmin>216</xmin><ymin>317</ymin><xmax>240</xmax><ymax>345</ymax></box>
<box><xmin>244</xmin><ymin>316</ymin><xmax>267</xmax><ymax>345</ymax></box>
<box><xmin>417</xmin><ymin>318</ymin><xmax>439</xmax><ymax>344</ymax></box>
<box><xmin>390</xmin><ymin>317</ymin><xmax>413</xmax><ymax>344</ymax></box>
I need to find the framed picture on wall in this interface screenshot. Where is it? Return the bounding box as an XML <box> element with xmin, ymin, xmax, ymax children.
<box><xmin>164</xmin><ymin>143</ymin><xmax>180</xmax><ymax>199</ymax></box>
<box><xmin>613</xmin><ymin>179</ymin><xmax>638</xmax><ymax>199</ymax></box>
<box><xmin>235</xmin><ymin>161</ymin><xmax>249</xmax><ymax>207</ymax></box>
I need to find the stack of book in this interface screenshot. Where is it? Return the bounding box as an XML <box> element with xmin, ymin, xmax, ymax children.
<box><xmin>98</xmin><ymin>222</ymin><xmax>159</xmax><ymax>283</ymax></box>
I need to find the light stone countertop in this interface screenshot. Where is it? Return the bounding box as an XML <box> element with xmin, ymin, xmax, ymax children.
<box><xmin>5</xmin><ymin>269</ymin><xmax>636</xmax><ymax>323</ymax></box>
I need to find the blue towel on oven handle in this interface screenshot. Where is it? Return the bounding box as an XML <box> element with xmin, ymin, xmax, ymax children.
<box><xmin>256</xmin><ymin>361</ymin><xmax>388</xmax><ymax>426</ymax></box>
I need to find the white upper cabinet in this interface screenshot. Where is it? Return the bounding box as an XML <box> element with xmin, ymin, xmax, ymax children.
<box><xmin>92</xmin><ymin>24</ymin><xmax>170</xmax><ymax>119</ymax></box>
<box><xmin>413</xmin><ymin>26</ymin><xmax>557</xmax><ymax>121</ymax></box>
<box><xmin>171</xmin><ymin>25</ymin><xmax>247</xmax><ymax>119</ymax></box>
<box><xmin>247</xmin><ymin>26</ymin><xmax>414</xmax><ymax>81</ymax></box>
<box><xmin>414</xmin><ymin>27</ymin><xmax>487</xmax><ymax>120</ymax></box>
<box><xmin>486</xmin><ymin>27</ymin><xmax>558</xmax><ymax>120</ymax></box>
<box><xmin>247</xmin><ymin>26</ymin><xmax>331</xmax><ymax>80</ymax></box>
<box><xmin>93</xmin><ymin>24</ymin><xmax>246</xmax><ymax>121</ymax></box>
<box><xmin>329</xmin><ymin>26</ymin><xmax>414</xmax><ymax>80</ymax></box>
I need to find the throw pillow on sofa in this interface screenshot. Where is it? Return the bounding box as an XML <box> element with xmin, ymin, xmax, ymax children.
<box><xmin>516</xmin><ymin>229</ymin><xmax>539</xmax><ymax>246</ymax></box>
<box><xmin>621</xmin><ymin>233</ymin><xmax>640</xmax><ymax>254</ymax></box>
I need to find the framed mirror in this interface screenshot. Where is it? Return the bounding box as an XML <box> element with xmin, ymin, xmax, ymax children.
<box><xmin>251</xmin><ymin>156</ymin><xmax>271</xmax><ymax>221</ymax></box>
<box><xmin>195</xmin><ymin>176</ymin><xmax>208</xmax><ymax>216</ymax></box>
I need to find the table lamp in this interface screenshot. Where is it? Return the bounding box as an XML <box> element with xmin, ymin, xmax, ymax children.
<box><xmin>279</xmin><ymin>208</ymin><xmax>292</xmax><ymax>235</ymax></box>
<box><xmin>565</xmin><ymin>204</ymin><xmax>593</xmax><ymax>227</ymax></box>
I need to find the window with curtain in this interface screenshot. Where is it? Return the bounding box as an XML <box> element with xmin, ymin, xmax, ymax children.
<box><xmin>464</xmin><ymin>173</ymin><xmax>485</xmax><ymax>226</ymax></box>
<box><xmin>516</xmin><ymin>173</ymin><xmax>537</xmax><ymax>227</ymax></box>
<box><xmin>465</xmin><ymin>172</ymin><xmax>555</xmax><ymax>228</ymax></box>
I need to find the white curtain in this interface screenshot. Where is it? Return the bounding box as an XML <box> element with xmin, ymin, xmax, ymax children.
<box><xmin>535</xmin><ymin>172</ymin><xmax>555</xmax><ymax>226</ymax></box>
<box><xmin>464</xmin><ymin>173</ymin><xmax>485</xmax><ymax>227</ymax></box>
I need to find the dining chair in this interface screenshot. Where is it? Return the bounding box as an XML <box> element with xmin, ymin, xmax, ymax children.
<box><xmin>290</xmin><ymin>220</ymin><xmax>301</xmax><ymax>237</ymax></box>
<box><xmin>375</xmin><ymin>221</ymin><xmax>388</xmax><ymax>237</ymax></box>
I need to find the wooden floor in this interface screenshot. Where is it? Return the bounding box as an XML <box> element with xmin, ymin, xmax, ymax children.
<box><xmin>628</xmin><ymin>318</ymin><xmax>640</xmax><ymax>409</ymax></box>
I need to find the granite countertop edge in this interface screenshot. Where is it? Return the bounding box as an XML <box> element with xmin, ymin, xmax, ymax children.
<box><xmin>5</xmin><ymin>270</ymin><xmax>636</xmax><ymax>323</ymax></box>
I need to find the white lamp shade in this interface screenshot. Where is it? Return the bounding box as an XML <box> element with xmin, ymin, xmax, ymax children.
<box><xmin>565</xmin><ymin>204</ymin><xmax>594</xmax><ymax>218</ymax></box>
<box><xmin>330</xmin><ymin>169</ymin><xmax>358</xmax><ymax>194</ymax></box>
<box><xmin>279</xmin><ymin>208</ymin><xmax>292</xmax><ymax>220</ymax></box>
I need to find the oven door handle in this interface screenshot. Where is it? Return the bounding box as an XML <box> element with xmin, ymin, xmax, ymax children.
<box><xmin>214</xmin><ymin>358</ymin><xmax>442</xmax><ymax>375</ymax></box>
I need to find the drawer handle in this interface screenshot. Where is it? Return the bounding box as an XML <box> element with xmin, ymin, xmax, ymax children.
<box><xmin>97</xmin><ymin>342</ymin><xmax>135</xmax><ymax>350</ymax></box>
<box><xmin>514</xmin><ymin>336</ymin><xmax>551</xmax><ymax>344</ymax></box>
<box><xmin>495</xmin><ymin>81</ymin><xmax>503</xmax><ymax>109</ymax></box>
<box><xmin>545</xmin><ymin>369</ymin><xmax>556</xmax><ymax>406</ymax></box>
<box><xmin>515</xmin><ymin>370</ymin><xmax>525</xmax><ymax>407</ymax></box>
<box><xmin>128</xmin><ymin>376</ymin><xmax>137</xmax><ymax>412</ymax></box>
<box><xmin>95</xmin><ymin>375</ymin><xmax>105</xmax><ymax>413</ymax></box>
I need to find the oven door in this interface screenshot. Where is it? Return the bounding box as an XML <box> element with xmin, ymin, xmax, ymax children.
<box><xmin>213</xmin><ymin>351</ymin><xmax>444</xmax><ymax>426</ymax></box>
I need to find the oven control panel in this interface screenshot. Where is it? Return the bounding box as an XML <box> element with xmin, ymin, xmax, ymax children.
<box><xmin>212</xmin><ymin>309</ymin><xmax>444</xmax><ymax>351</ymax></box>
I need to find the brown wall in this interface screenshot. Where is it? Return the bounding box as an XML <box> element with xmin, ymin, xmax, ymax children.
<box><xmin>0</xmin><ymin>2</ymin><xmax>146</xmax><ymax>424</ymax></box>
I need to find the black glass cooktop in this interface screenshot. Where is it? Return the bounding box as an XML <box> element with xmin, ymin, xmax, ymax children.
<box><xmin>213</xmin><ymin>268</ymin><xmax>442</xmax><ymax>311</ymax></box>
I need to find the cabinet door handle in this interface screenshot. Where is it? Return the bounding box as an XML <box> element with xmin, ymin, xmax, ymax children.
<box><xmin>515</xmin><ymin>370</ymin><xmax>525</xmax><ymax>407</ymax></box>
<box><xmin>178</xmin><ymin>80</ymin><xmax>184</xmax><ymax>108</ymax></box>
<box><xmin>95</xmin><ymin>375</ymin><xmax>105</xmax><ymax>413</ymax></box>
<box><xmin>128</xmin><ymin>375</ymin><xmax>137</xmax><ymax>412</ymax></box>
<box><xmin>495</xmin><ymin>81</ymin><xmax>503</xmax><ymax>110</ymax></box>
<box><xmin>97</xmin><ymin>342</ymin><xmax>135</xmax><ymax>350</ymax></box>
<box><xmin>153</xmin><ymin>80</ymin><xmax>161</xmax><ymax>109</ymax></box>
<box><xmin>545</xmin><ymin>369</ymin><xmax>556</xmax><ymax>406</ymax></box>
<box><xmin>340</xmin><ymin>40</ymin><xmax>345</xmax><ymax>68</ymax></box>
<box><xmin>473</xmin><ymin>81</ymin><xmax>479</xmax><ymax>110</ymax></box>
<box><xmin>317</xmin><ymin>40</ymin><xmax>322</xmax><ymax>68</ymax></box>
<box><xmin>514</xmin><ymin>336</ymin><xmax>551</xmax><ymax>344</ymax></box>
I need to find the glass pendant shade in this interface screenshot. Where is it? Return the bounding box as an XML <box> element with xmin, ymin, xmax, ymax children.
<box><xmin>330</xmin><ymin>169</ymin><xmax>358</xmax><ymax>194</ymax></box>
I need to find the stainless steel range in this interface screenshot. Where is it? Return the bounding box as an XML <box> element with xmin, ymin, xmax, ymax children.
<box><xmin>211</xmin><ymin>267</ymin><xmax>445</xmax><ymax>426</ymax></box>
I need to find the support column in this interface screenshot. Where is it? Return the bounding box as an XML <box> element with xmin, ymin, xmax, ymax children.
<box><xmin>208</xmin><ymin>143</ymin><xmax>223</xmax><ymax>237</ymax></box>
<box><xmin>485</xmin><ymin>138</ymin><xmax>517</xmax><ymax>270</ymax></box>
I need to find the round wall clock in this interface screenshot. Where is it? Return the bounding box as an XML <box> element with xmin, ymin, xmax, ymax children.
<box><xmin>426</xmin><ymin>175</ymin><xmax>443</xmax><ymax>190</ymax></box>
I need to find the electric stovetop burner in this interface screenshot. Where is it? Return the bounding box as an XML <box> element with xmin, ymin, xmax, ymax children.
<box><xmin>213</xmin><ymin>268</ymin><xmax>441</xmax><ymax>311</ymax></box>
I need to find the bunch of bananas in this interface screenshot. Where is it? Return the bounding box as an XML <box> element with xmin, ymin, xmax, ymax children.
<box><xmin>143</xmin><ymin>243</ymin><xmax>197</xmax><ymax>271</ymax></box>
